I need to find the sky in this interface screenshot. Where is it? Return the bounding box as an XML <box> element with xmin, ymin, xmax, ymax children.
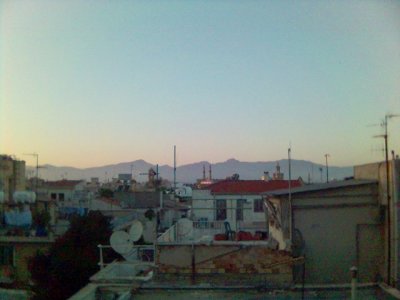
<box><xmin>1</xmin><ymin>0</ymin><xmax>399</xmax><ymax>168</ymax></box>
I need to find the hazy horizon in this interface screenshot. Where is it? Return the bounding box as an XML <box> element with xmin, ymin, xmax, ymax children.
<box><xmin>23</xmin><ymin>156</ymin><xmax>359</xmax><ymax>170</ymax></box>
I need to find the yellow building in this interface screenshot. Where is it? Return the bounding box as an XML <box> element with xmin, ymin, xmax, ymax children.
<box><xmin>0</xmin><ymin>236</ymin><xmax>54</xmax><ymax>285</ymax></box>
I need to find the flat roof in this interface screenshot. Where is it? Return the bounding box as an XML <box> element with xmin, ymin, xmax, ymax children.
<box><xmin>262</xmin><ymin>179</ymin><xmax>378</xmax><ymax>197</ymax></box>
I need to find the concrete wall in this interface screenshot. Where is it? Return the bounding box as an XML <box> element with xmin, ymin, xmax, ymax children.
<box><xmin>268</xmin><ymin>183</ymin><xmax>384</xmax><ymax>284</ymax></box>
<box><xmin>354</xmin><ymin>161</ymin><xmax>389</xmax><ymax>205</ymax></box>
<box><xmin>354</xmin><ymin>160</ymin><xmax>400</xmax><ymax>285</ymax></box>
<box><xmin>294</xmin><ymin>206</ymin><xmax>382</xmax><ymax>284</ymax></box>
<box><xmin>392</xmin><ymin>159</ymin><xmax>400</xmax><ymax>287</ymax></box>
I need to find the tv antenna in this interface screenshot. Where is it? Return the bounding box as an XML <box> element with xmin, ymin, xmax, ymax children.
<box><xmin>371</xmin><ymin>113</ymin><xmax>399</xmax><ymax>285</ymax></box>
<box><xmin>324</xmin><ymin>154</ymin><xmax>330</xmax><ymax>183</ymax></box>
<box><xmin>23</xmin><ymin>153</ymin><xmax>46</xmax><ymax>192</ymax></box>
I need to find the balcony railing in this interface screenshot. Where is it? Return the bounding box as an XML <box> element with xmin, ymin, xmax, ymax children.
<box><xmin>157</xmin><ymin>220</ymin><xmax>268</xmax><ymax>244</ymax></box>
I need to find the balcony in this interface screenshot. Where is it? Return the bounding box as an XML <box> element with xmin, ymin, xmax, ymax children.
<box><xmin>157</xmin><ymin>220</ymin><xmax>268</xmax><ymax>244</ymax></box>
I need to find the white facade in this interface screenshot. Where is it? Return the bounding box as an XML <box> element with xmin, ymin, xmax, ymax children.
<box><xmin>47</xmin><ymin>181</ymin><xmax>87</xmax><ymax>207</ymax></box>
<box><xmin>191</xmin><ymin>189</ymin><xmax>266</xmax><ymax>232</ymax></box>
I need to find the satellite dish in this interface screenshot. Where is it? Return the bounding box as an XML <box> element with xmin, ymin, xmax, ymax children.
<box><xmin>129</xmin><ymin>220</ymin><xmax>143</xmax><ymax>242</ymax></box>
<box><xmin>177</xmin><ymin>218</ymin><xmax>193</xmax><ymax>240</ymax></box>
<box><xmin>110</xmin><ymin>231</ymin><xmax>133</xmax><ymax>255</ymax></box>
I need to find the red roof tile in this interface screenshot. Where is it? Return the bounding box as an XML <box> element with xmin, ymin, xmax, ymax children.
<box><xmin>206</xmin><ymin>180</ymin><xmax>302</xmax><ymax>195</ymax></box>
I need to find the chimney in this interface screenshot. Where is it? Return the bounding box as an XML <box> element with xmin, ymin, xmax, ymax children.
<box><xmin>209</xmin><ymin>165</ymin><xmax>212</xmax><ymax>180</ymax></box>
<box><xmin>203</xmin><ymin>165</ymin><xmax>206</xmax><ymax>180</ymax></box>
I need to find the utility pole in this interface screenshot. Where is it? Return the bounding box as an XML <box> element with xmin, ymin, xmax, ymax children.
<box><xmin>130</xmin><ymin>163</ymin><xmax>134</xmax><ymax>179</ymax></box>
<box><xmin>288</xmin><ymin>147</ymin><xmax>292</xmax><ymax>242</ymax></box>
<box><xmin>324</xmin><ymin>154</ymin><xmax>330</xmax><ymax>183</ymax></box>
<box><xmin>173</xmin><ymin>145</ymin><xmax>176</xmax><ymax>192</ymax></box>
<box><xmin>319</xmin><ymin>167</ymin><xmax>323</xmax><ymax>183</ymax></box>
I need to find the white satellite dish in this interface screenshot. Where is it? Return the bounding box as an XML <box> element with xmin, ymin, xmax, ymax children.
<box><xmin>177</xmin><ymin>218</ymin><xmax>193</xmax><ymax>240</ymax></box>
<box><xmin>110</xmin><ymin>231</ymin><xmax>133</xmax><ymax>255</ymax></box>
<box><xmin>129</xmin><ymin>220</ymin><xmax>143</xmax><ymax>242</ymax></box>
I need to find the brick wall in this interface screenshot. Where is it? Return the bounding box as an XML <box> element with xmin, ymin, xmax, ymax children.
<box><xmin>157</xmin><ymin>244</ymin><xmax>293</xmax><ymax>276</ymax></box>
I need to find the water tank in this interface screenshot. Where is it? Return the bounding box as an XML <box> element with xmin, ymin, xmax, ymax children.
<box><xmin>13</xmin><ymin>191</ymin><xmax>36</xmax><ymax>203</ymax></box>
<box><xmin>176</xmin><ymin>186</ymin><xmax>192</xmax><ymax>198</ymax></box>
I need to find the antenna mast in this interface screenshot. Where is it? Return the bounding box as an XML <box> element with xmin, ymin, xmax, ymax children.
<box><xmin>173</xmin><ymin>145</ymin><xmax>176</xmax><ymax>192</ymax></box>
<box><xmin>324</xmin><ymin>154</ymin><xmax>330</xmax><ymax>183</ymax></box>
<box><xmin>24</xmin><ymin>153</ymin><xmax>39</xmax><ymax>193</ymax></box>
<box><xmin>288</xmin><ymin>146</ymin><xmax>292</xmax><ymax>243</ymax></box>
<box><xmin>373</xmin><ymin>113</ymin><xmax>399</xmax><ymax>285</ymax></box>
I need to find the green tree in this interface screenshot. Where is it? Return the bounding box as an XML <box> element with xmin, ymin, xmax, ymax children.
<box><xmin>99</xmin><ymin>188</ymin><xmax>114</xmax><ymax>198</ymax></box>
<box><xmin>28</xmin><ymin>211</ymin><xmax>117</xmax><ymax>300</ymax></box>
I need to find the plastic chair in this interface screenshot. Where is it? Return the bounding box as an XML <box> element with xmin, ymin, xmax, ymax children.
<box><xmin>224</xmin><ymin>221</ymin><xmax>235</xmax><ymax>240</ymax></box>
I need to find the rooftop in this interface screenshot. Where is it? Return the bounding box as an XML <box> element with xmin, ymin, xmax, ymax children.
<box><xmin>44</xmin><ymin>180</ymin><xmax>84</xmax><ymax>189</ymax></box>
<box><xmin>263</xmin><ymin>179</ymin><xmax>378</xmax><ymax>196</ymax></box>
<box><xmin>206</xmin><ymin>179</ymin><xmax>303</xmax><ymax>195</ymax></box>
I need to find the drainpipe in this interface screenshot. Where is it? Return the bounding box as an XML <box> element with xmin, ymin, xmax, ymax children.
<box><xmin>350</xmin><ymin>266</ymin><xmax>358</xmax><ymax>300</ymax></box>
<box><xmin>98</xmin><ymin>244</ymin><xmax>104</xmax><ymax>270</ymax></box>
<box><xmin>191</xmin><ymin>243</ymin><xmax>196</xmax><ymax>284</ymax></box>
<box><xmin>391</xmin><ymin>154</ymin><xmax>398</xmax><ymax>287</ymax></box>
<box><xmin>301</xmin><ymin>255</ymin><xmax>306</xmax><ymax>300</ymax></box>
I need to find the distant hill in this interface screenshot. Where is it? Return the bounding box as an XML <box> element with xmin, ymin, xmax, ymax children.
<box><xmin>27</xmin><ymin>158</ymin><xmax>353</xmax><ymax>184</ymax></box>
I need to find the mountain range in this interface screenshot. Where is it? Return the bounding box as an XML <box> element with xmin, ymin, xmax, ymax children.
<box><xmin>27</xmin><ymin>158</ymin><xmax>353</xmax><ymax>184</ymax></box>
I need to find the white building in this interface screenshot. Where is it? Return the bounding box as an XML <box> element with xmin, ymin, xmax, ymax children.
<box><xmin>191</xmin><ymin>178</ymin><xmax>302</xmax><ymax>233</ymax></box>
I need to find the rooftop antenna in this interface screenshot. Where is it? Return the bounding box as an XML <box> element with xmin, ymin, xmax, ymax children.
<box><xmin>156</xmin><ymin>164</ymin><xmax>159</xmax><ymax>181</ymax></box>
<box><xmin>373</xmin><ymin>113</ymin><xmax>399</xmax><ymax>285</ymax></box>
<box><xmin>311</xmin><ymin>162</ymin><xmax>314</xmax><ymax>184</ymax></box>
<box><xmin>324</xmin><ymin>154</ymin><xmax>330</xmax><ymax>183</ymax></box>
<box><xmin>288</xmin><ymin>145</ymin><xmax>292</xmax><ymax>242</ymax></box>
<box><xmin>319</xmin><ymin>167</ymin><xmax>323</xmax><ymax>183</ymax></box>
<box><xmin>24</xmin><ymin>153</ymin><xmax>39</xmax><ymax>192</ymax></box>
<box><xmin>173</xmin><ymin>145</ymin><xmax>177</xmax><ymax>191</ymax></box>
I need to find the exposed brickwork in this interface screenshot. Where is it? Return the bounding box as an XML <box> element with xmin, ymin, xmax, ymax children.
<box><xmin>157</xmin><ymin>245</ymin><xmax>293</xmax><ymax>277</ymax></box>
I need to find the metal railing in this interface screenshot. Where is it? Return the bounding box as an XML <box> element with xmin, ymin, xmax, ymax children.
<box><xmin>97</xmin><ymin>244</ymin><xmax>155</xmax><ymax>269</ymax></box>
<box><xmin>157</xmin><ymin>220</ymin><xmax>269</xmax><ymax>243</ymax></box>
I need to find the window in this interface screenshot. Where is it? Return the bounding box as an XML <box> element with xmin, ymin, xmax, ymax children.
<box><xmin>58</xmin><ymin>193</ymin><xmax>65</xmax><ymax>201</ymax></box>
<box><xmin>50</xmin><ymin>193</ymin><xmax>57</xmax><ymax>200</ymax></box>
<box><xmin>0</xmin><ymin>246</ymin><xmax>14</xmax><ymax>266</ymax></box>
<box><xmin>216</xmin><ymin>199</ymin><xmax>227</xmax><ymax>221</ymax></box>
<box><xmin>254</xmin><ymin>199</ymin><xmax>264</xmax><ymax>213</ymax></box>
<box><xmin>236</xmin><ymin>199</ymin><xmax>245</xmax><ymax>221</ymax></box>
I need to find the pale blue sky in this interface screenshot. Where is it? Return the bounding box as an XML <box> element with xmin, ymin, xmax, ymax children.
<box><xmin>1</xmin><ymin>0</ymin><xmax>399</xmax><ymax>168</ymax></box>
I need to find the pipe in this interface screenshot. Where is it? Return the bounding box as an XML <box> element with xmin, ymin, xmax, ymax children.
<box><xmin>350</xmin><ymin>266</ymin><xmax>358</xmax><ymax>300</ymax></box>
